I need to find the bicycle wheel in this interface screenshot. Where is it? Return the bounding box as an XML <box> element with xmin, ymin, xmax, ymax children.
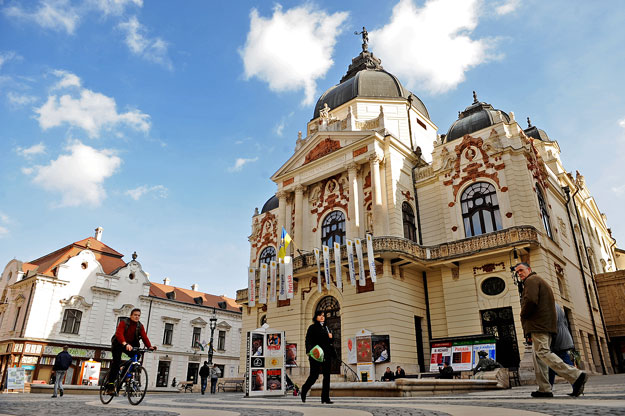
<box><xmin>126</xmin><ymin>365</ymin><xmax>148</xmax><ymax>405</ymax></box>
<box><xmin>99</xmin><ymin>382</ymin><xmax>115</xmax><ymax>404</ymax></box>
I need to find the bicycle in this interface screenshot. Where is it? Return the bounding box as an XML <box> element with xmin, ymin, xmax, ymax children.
<box><xmin>100</xmin><ymin>347</ymin><xmax>151</xmax><ymax>405</ymax></box>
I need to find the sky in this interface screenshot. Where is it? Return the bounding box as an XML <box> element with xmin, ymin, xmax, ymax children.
<box><xmin>1</xmin><ymin>0</ymin><xmax>624</xmax><ymax>299</ymax></box>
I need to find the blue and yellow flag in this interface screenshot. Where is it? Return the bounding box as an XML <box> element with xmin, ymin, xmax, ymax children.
<box><xmin>278</xmin><ymin>227</ymin><xmax>292</xmax><ymax>259</ymax></box>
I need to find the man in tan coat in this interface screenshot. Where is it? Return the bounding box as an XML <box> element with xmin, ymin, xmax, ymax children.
<box><xmin>515</xmin><ymin>262</ymin><xmax>588</xmax><ymax>397</ymax></box>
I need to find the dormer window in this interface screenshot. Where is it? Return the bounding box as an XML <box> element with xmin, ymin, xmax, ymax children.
<box><xmin>166</xmin><ymin>291</ymin><xmax>176</xmax><ymax>300</ymax></box>
<box><xmin>218</xmin><ymin>301</ymin><xmax>227</xmax><ymax>309</ymax></box>
<box><xmin>194</xmin><ymin>297</ymin><xmax>203</xmax><ymax>305</ymax></box>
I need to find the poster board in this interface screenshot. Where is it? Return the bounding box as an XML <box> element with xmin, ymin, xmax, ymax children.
<box><xmin>471</xmin><ymin>342</ymin><xmax>496</xmax><ymax>367</ymax></box>
<box><xmin>79</xmin><ymin>360</ymin><xmax>101</xmax><ymax>385</ymax></box>
<box><xmin>285</xmin><ymin>343</ymin><xmax>297</xmax><ymax>367</ymax></box>
<box><xmin>451</xmin><ymin>343</ymin><xmax>473</xmax><ymax>371</ymax></box>
<box><xmin>429</xmin><ymin>342</ymin><xmax>452</xmax><ymax>372</ymax></box>
<box><xmin>346</xmin><ymin>337</ymin><xmax>357</xmax><ymax>364</ymax></box>
<box><xmin>357</xmin><ymin>363</ymin><xmax>374</xmax><ymax>383</ymax></box>
<box><xmin>6</xmin><ymin>367</ymin><xmax>25</xmax><ymax>391</ymax></box>
<box><xmin>371</xmin><ymin>335</ymin><xmax>390</xmax><ymax>363</ymax></box>
<box><xmin>246</xmin><ymin>326</ymin><xmax>285</xmax><ymax>397</ymax></box>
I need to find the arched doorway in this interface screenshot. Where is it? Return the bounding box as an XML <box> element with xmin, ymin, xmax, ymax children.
<box><xmin>315</xmin><ymin>296</ymin><xmax>341</xmax><ymax>374</ymax></box>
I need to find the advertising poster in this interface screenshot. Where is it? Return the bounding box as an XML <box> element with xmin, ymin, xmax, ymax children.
<box><xmin>357</xmin><ymin>363</ymin><xmax>374</xmax><ymax>382</ymax></box>
<box><xmin>429</xmin><ymin>343</ymin><xmax>452</xmax><ymax>372</ymax></box>
<box><xmin>266</xmin><ymin>369</ymin><xmax>282</xmax><ymax>391</ymax></box>
<box><xmin>472</xmin><ymin>343</ymin><xmax>496</xmax><ymax>367</ymax></box>
<box><xmin>285</xmin><ymin>256</ymin><xmax>294</xmax><ymax>299</ymax></box>
<box><xmin>7</xmin><ymin>367</ymin><xmax>25</xmax><ymax>390</ymax></box>
<box><xmin>251</xmin><ymin>356</ymin><xmax>265</xmax><ymax>368</ymax></box>
<box><xmin>266</xmin><ymin>356</ymin><xmax>283</xmax><ymax>368</ymax></box>
<box><xmin>252</xmin><ymin>369</ymin><xmax>264</xmax><ymax>391</ymax></box>
<box><xmin>451</xmin><ymin>344</ymin><xmax>474</xmax><ymax>371</ymax></box>
<box><xmin>266</xmin><ymin>333</ymin><xmax>282</xmax><ymax>355</ymax></box>
<box><xmin>356</xmin><ymin>336</ymin><xmax>372</xmax><ymax>363</ymax></box>
<box><xmin>285</xmin><ymin>343</ymin><xmax>297</xmax><ymax>367</ymax></box>
<box><xmin>346</xmin><ymin>337</ymin><xmax>357</xmax><ymax>364</ymax></box>
<box><xmin>251</xmin><ymin>333</ymin><xmax>264</xmax><ymax>356</ymax></box>
<box><xmin>372</xmin><ymin>335</ymin><xmax>390</xmax><ymax>363</ymax></box>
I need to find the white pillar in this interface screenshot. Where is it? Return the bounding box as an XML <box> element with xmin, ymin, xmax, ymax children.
<box><xmin>277</xmin><ymin>190</ymin><xmax>287</xmax><ymax>235</ymax></box>
<box><xmin>370</xmin><ymin>153</ymin><xmax>384</xmax><ymax>235</ymax></box>
<box><xmin>294</xmin><ymin>185</ymin><xmax>304</xmax><ymax>245</ymax></box>
<box><xmin>347</xmin><ymin>163</ymin><xmax>360</xmax><ymax>239</ymax></box>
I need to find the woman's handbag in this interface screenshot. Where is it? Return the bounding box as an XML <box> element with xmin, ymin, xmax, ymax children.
<box><xmin>308</xmin><ymin>345</ymin><xmax>324</xmax><ymax>362</ymax></box>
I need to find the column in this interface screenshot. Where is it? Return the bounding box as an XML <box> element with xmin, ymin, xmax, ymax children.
<box><xmin>277</xmin><ymin>190</ymin><xmax>287</xmax><ymax>236</ymax></box>
<box><xmin>294</xmin><ymin>185</ymin><xmax>304</xmax><ymax>245</ymax></box>
<box><xmin>369</xmin><ymin>153</ymin><xmax>385</xmax><ymax>235</ymax></box>
<box><xmin>347</xmin><ymin>163</ymin><xmax>360</xmax><ymax>239</ymax></box>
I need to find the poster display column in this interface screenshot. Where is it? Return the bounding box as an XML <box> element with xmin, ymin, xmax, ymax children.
<box><xmin>246</xmin><ymin>325</ymin><xmax>286</xmax><ymax>397</ymax></box>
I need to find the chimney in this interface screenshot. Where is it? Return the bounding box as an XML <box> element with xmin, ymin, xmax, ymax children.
<box><xmin>163</xmin><ymin>277</ymin><xmax>170</xmax><ymax>286</ymax></box>
<box><xmin>94</xmin><ymin>226</ymin><xmax>103</xmax><ymax>241</ymax></box>
<box><xmin>191</xmin><ymin>283</ymin><xmax>199</xmax><ymax>292</ymax></box>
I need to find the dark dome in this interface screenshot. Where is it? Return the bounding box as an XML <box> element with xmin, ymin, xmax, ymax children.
<box><xmin>524</xmin><ymin>118</ymin><xmax>550</xmax><ymax>141</ymax></box>
<box><xmin>445</xmin><ymin>93</ymin><xmax>509</xmax><ymax>142</ymax></box>
<box><xmin>260</xmin><ymin>195</ymin><xmax>278</xmax><ymax>214</ymax></box>
<box><xmin>312</xmin><ymin>50</ymin><xmax>429</xmax><ymax>120</ymax></box>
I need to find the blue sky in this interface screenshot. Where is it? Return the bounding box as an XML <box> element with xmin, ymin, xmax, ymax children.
<box><xmin>1</xmin><ymin>0</ymin><xmax>624</xmax><ymax>298</ymax></box>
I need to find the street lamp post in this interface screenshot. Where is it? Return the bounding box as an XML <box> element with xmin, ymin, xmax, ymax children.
<box><xmin>208</xmin><ymin>309</ymin><xmax>217</xmax><ymax>365</ymax></box>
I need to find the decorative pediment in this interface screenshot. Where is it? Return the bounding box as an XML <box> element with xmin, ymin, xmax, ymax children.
<box><xmin>190</xmin><ymin>317</ymin><xmax>207</xmax><ymax>327</ymax></box>
<box><xmin>60</xmin><ymin>295</ymin><xmax>92</xmax><ymax>309</ymax></box>
<box><xmin>161</xmin><ymin>316</ymin><xmax>181</xmax><ymax>323</ymax></box>
<box><xmin>304</xmin><ymin>138</ymin><xmax>341</xmax><ymax>165</ymax></box>
<box><xmin>113</xmin><ymin>304</ymin><xmax>135</xmax><ymax>316</ymax></box>
<box><xmin>217</xmin><ymin>320</ymin><xmax>232</xmax><ymax>330</ymax></box>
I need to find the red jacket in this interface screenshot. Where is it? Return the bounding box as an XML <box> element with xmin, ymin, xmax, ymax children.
<box><xmin>115</xmin><ymin>319</ymin><xmax>152</xmax><ymax>348</ymax></box>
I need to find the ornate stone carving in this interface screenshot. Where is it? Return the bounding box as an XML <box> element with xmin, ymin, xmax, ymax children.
<box><xmin>304</xmin><ymin>138</ymin><xmax>341</xmax><ymax>165</ymax></box>
<box><xmin>401</xmin><ymin>190</ymin><xmax>413</xmax><ymax>202</ymax></box>
<box><xmin>250</xmin><ymin>211</ymin><xmax>278</xmax><ymax>255</ymax></box>
<box><xmin>558</xmin><ymin>217</ymin><xmax>567</xmax><ymax>238</ymax></box>
<box><xmin>525</xmin><ymin>138</ymin><xmax>549</xmax><ymax>190</ymax></box>
<box><xmin>309</xmin><ymin>173</ymin><xmax>349</xmax><ymax>231</ymax></box>
<box><xmin>352</xmin><ymin>146</ymin><xmax>368</xmax><ymax>158</ymax></box>
<box><xmin>347</xmin><ymin>162</ymin><xmax>359</xmax><ymax>172</ymax></box>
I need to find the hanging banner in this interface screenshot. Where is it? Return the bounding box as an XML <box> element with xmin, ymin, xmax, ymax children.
<box><xmin>248</xmin><ymin>267</ymin><xmax>256</xmax><ymax>307</ymax></box>
<box><xmin>278</xmin><ymin>258</ymin><xmax>286</xmax><ymax>301</ymax></box>
<box><xmin>346</xmin><ymin>239</ymin><xmax>356</xmax><ymax>286</ymax></box>
<box><xmin>259</xmin><ymin>263</ymin><xmax>268</xmax><ymax>304</ymax></box>
<box><xmin>355</xmin><ymin>238</ymin><xmax>366</xmax><ymax>286</ymax></box>
<box><xmin>269</xmin><ymin>261</ymin><xmax>277</xmax><ymax>303</ymax></box>
<box><xmin>366</xmin><ymin>234</ymin><xmax>377</xmax><ymax>282</ymax></box>
<box><xmin>314</xmin><ymin>248</ymin><xmax>322</xmax><ymax>293</ymax></box>
<box><xmin>333</xmin><ymin>242</ymin><xmax>343</xmax><ymax>290</ymax></box>
<box><xmin>285</xmin><ymin>256</ymin><xmax>294</xmax><ymax>299</ymax></box>
<box><xmin>322</xmin><ymin>245</ymin><xmax>331</xmax><ymax>289</ymax></box>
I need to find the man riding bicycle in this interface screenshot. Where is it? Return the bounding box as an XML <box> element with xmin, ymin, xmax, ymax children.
<box><xmin>106</xmin><ymin>308</ymin><xmax>156</xmax><ymax>392</ymax></box>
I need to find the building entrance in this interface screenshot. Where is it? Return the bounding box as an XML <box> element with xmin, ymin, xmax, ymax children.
<box><xmin>315</xmin><ymin>296</ymin><xmax>341</xmax><ymax>374</ymax></box>
<box><xmin>480</xmin><ymin>306</ymin><xmax>520</xmax><ymax>368</ymax></box>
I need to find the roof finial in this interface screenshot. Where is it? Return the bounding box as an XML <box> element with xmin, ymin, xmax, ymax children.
<box><xmin>354</xmin><ymin>26</ymin><xmax>369</xmax><ymax>53</ymax></box>
<box><xmin>472</xmin><ymin>90</ymin><xmax>478</xmax><ymax>103</ymax></box>
<box><xmin>132</xmin><ymin>251</ymin><xmax>138</xmax><ymax>260</ymax></box>
<box><xmin>527</xmin><ymin>117</ymin><xmax>532</xmax><ymax>128</ymax></box>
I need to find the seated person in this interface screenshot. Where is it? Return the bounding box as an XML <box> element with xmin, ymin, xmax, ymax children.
<box><xmin>438</xmin><ymin>362</ymin><xmax>454</xmax><ymax>379</ymax></box>
<box><xmin>381</xmin><ymin>367</ymin><xmax>395</xmax><ymax>381</ymax></box>
<box><xmin>473</xmin><ymin>350</ymin><xmax>502</xmax><ymax>374</ymax></box>
<box><xmin>395</xmin><ymin>366</ymin><xmax>406</xmax><ymax>379</ymax></box>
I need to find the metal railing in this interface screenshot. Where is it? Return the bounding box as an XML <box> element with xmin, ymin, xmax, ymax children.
<box><xmin>339</xmin><ymin>360</ymin><xmax>360</xmax><ymax>382</ymax></box>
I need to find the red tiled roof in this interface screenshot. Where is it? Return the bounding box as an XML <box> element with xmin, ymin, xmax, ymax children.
<box><xmin>28</xmin><ymin>237</ymin><xmax>126</xmax><ymax>276</ymax></box>
<box><xmin>150</xmin><ymin>282</ymin><xmax>241</xmax><ymax>313</ymax></box>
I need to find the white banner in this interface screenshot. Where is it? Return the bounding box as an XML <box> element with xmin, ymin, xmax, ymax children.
<box><xmin>314</xmin><ymin>248</ymin><xmax>322</xmax><ymax>293</ymax></box>
<box><xmin>322</xmin><ymin>245</ymin><xmax>331</xmax><ymax>289</ymax></box>
<box><xmin>248</xmin><ymin>267</ymin><xmax>256</xmax><ymax>307</ymax></box>
<box><xmin>285</xmin><ymin>256</ymin><xmax>294</xmax><ymax>299</ymax></box>
<box><xmin>366</xmin><ymin>234</ymin><xmax>377</xmax><ymax>282</ymax></box>
<box><xmin>259</xmin><ymin>263</ymin><xmax>268</xmax><ymax>304</ymax></box>
<box><xmin>333</xmin><ymin>242</ymin><xmax>343</xmax><ymax>290</ymax></box>
<box><xmin>278</xmin><ymin>258</ymin><xmax>286</xmax><ymax>300</ymax></box>
<box><xmin>346</xmin><ymin>239</ymin><xmax>356</xmax><ymax>286</ymax></box>
<box><xmin>355</xmin><ymin>238</ymin><xmax>366</xmax><ymax>286</ymax></box>
<box><xmin>269</xmin><ymin>260</ymin><xmax>277</xmax><ymax>302</ymax></box>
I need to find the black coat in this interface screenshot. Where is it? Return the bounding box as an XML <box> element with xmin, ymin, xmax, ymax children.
<box><xmin>53</xmin><ymin>351</ymin><xmax>72</xmax><ymax>371</ymax></box>
<box><xmin>199</xmin><ymin>364</ymin><xmax>210</xmax><ymax>378</ymax></box>
<box><xmin>305</xmin><ymin>322</ymin><xmax>336</xmax><ymax>360</ymax></box>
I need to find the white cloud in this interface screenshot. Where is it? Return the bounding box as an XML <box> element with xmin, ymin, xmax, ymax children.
<box><xmin>0</xmin><ymin>51</ymin><xmax>18</xmax><ymax>69</ymax></box>
<box><xmin>7</xmin><ymin>91</ymin><xmax>37</xmax><ymax>107</ymax></box>
<box><xmin>228</xmin><ymin>157</ymin><xmax>259</xmax><ymax>172</ymax></box>
<box><xmin>0</xmin><ymin>211</ymin><xmax>10</xmax><ymax>224</ymax></box>
<box><xmin>4</xmin><ymin>0</ymin><xmax>80</xmax><ymax>34</ymax></box>
<box><xmin>240</xmin><ymin>4</ymin><xmax>348</xmax><ymax>105</ymax></box>
<box><xmin>0</xmin><ymin>226</ymin><xmax>8</xmax><ymax>238</ymax></box>
<box><xmin>125</xmin><ymin>184</ymin><xmax>168</xmax><ymax>200</ymax></box>
<box><xmin>494</xmin><ymin>0</ymin><xmax>520</xmax><ymax>15</ymax></box>
<box><xmin>26</xmin><ymin>140</ymin><xmax>122</xmax><ymax>207</ymax></box>
<box><xmin>371</xmin><ymin>0</ymin><xmax>497</xmax><ymax>94</ymax></box>
<box><xmin>16</xmin><ymin>142</ymin><xmax>46</xmax><ymax>158</ymax></box>
<box><xmin>35</xmin><ymin>71</ymin><xmax>150</xmax><ymax>138</ymax></box>
<box><xmin>51</xmin><ymin>69</ymin><xmax>81</xmax><ymax>89</ymax></box>
<box><xmin>89</xmin><ymin>0</ymin><xmax>142</xmax><ymax>15</ymax></box>
<box><xmin>619</xmin><ymin>118</ymin><xmax>625</xmax><ymax>129</ymax></box>
<box><xmin>118</xmin><ymin>16</ymin><xmax>172</xmax><ymax>70</ymax></box>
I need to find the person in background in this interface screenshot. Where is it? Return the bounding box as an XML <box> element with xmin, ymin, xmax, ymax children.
<box><xmin>51</xmin><ymin>346</ymin><xmax>72</xmax><ymax>398</ymax></box>
<box><xmin>549</xmin><ymin>303</ymin><xmax>575</xmax><ymax>388</ymax></box>
<box><xmin>438</xmin><ymin>362</ymin><xmax>454</xmax><ymax>379</ymax></box>
<box><xmin>209</xmin><ymin>363</ymin><xmax>221</xmax><ymax>394</ymax></box>
<box><xmin>300</xmin><ymin>311</ymin><xmax>336</xmax><ymax>404</ymax></box>
<box><xmin>382</xmin><ymin>367</ymin><xmax>395</xmax><ymax>381</ymax></box>
<box><xmin>199</xmin><ymin>361</ymin><xmax>210</xmax><ymax>395</ymax></box>
<box><xmin>515</xmin><ymin>262</ymin><xmax>587</xmax><ymax>398</ymax></box>
<box><xmin>395</xmin><ymin>366</ymin><xmax>406</xmax><ymax>379</ymax></box>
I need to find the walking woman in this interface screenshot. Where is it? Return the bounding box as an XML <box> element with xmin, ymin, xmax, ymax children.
<box><xmin>300</xmin><ymin>310</ymin><xmax>336</xmax><ymax>404</ymax></box>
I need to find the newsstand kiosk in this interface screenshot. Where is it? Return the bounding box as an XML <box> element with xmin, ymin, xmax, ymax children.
<box><xmin>246</xmin><ymin>324</ymin><xmax>286</xmax><ymax>397</ymax></box>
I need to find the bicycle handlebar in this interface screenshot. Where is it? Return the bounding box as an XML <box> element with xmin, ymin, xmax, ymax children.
<box><xmin>131</xmin><ymin>347</ymin><xmax>153</xmax><ymax>353</ymax></box>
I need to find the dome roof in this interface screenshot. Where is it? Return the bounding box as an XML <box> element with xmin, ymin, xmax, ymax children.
<box><xmin>523</xmin><ymin>118</ymin><xmax>550</xmax><ymax>141</ymax></box>
<box><xmin>312</xmin><ymin>50</ymin><xmax>429</xmax><ymax>120</ymax></box>
<box><xmin>260</xmin><ymin>195</ymin><xmax>278</xmax><ymax>214</ymax></box>
<box><xmin>445</xmin><ymin>92</ymin><xmax>509</xmax><ymax>142</ymax></box>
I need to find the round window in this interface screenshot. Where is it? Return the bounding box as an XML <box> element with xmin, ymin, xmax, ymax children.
<box><xmin>481</xmin><ymin>277</ymin><xmax>506</xmax><ymax>296</ymax></box>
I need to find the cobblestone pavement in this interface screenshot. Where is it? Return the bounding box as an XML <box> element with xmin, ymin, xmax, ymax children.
<box><xmin>1</xmin><ymin>374</ymin><xmax>624</xmax><ymax>416</ymax></box>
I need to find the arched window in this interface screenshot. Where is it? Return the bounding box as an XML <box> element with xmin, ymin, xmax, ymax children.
<box><xmin>321</xmin><ymin>211</ymin><xmax>345</xmax><ymax>246</ymax></box>
<box><xmin>536</xmin><ymin>186</ymin><xmax>552</xmax><ymax>238</ymax></box>
<box><xmin>402</xmin><ymin>202</ymin><xmax>417</xmax><ymax>242</ymax></box>
<box><xmin>461</xmin><ymin>182</ymin><xmax>502</xmax><ymax>237</ymax></box>
<box><xmin>259</xmin><ymin>246</ymin><xmax>276</xmax><ymax>266</ymax></box>
<box><xmin>61</xmin><ymin>309</ymin><xmax>82</xmax><ymax>334</ymax></box>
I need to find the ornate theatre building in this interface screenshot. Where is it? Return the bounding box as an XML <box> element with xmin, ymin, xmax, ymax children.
<box><xmin>237</xmin><ymin>43</ymin><xmax>617</xmax><ymax>381</ymax></box>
